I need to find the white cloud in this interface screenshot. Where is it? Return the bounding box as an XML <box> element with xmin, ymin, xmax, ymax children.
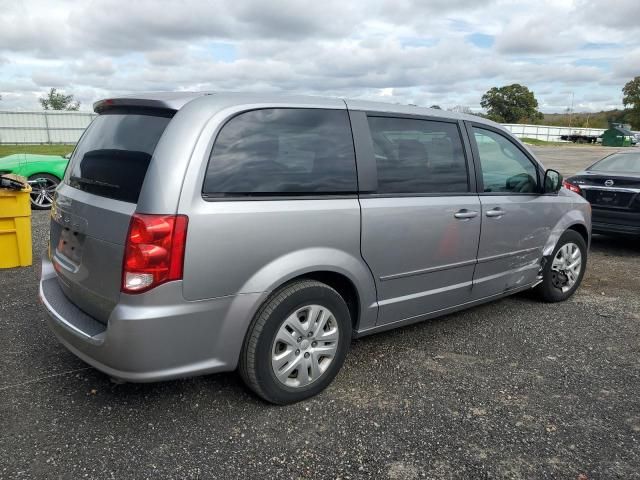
<box><xmin>613</xmin><ymin>48</ymin><xmax>640</xmax><ymax>80</ymax></box>
<box><xmin>576</xmin><ymin>0</ymin><xmax>640</xmax><ymax>30</ymax></box>
<box><xmin>494</xmin><ymin>12</ymin><xmax>582</xmax><ymax>55</ymax></box>
<box><xmin>0</xmin><ymin>0</ymin><xmax>636</xmax><ymax>112</ymax></box>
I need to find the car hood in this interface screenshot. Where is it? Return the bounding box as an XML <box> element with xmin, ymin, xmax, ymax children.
<box><xmin>23</xmin><ymin>154</ymin><xmax>67</xmax><ymax>163</ymax></box>
<box><xmin>0</xmin><ymin>154</ymin><xmax>23</xmax><ymax>169</ymax></box>
<box><xmin>1</xmin><ymin>153</ymin><xmax>66</xmax><ymax>164</ymax></box>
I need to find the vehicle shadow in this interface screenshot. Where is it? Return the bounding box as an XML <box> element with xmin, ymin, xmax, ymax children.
<box><xmin>51</xmin><ymin>303</ymin><xmax>488</xmax><ymax>408</ymax></box>
<box><xmin>77</xmin><ymin>365</ymin><xmax>267</xmax><ymax>406</ymax></box>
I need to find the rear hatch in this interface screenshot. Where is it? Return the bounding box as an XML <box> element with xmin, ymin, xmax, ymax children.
<box><xmin>50</xmin><ymin>108</ymin><xmax>174</xmax><ymax>323</ymax></box>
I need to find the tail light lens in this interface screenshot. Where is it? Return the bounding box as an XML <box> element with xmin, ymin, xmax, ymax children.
<box><xmin>562</xmin><ymin>179</ymin><xmax>582</xmax><ymax>194</ymax></box>
<box><xmin>122</xmin><ymin>214</ymin><xmax>188</xmax><ymax>294</ymax></box>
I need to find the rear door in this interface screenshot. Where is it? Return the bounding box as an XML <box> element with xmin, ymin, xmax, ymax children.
<box><xmin>466</xmin><ymin>123</ymin><xmax>551</xmax><ymax>299</ymax></box>
<box><xmin>354</xmin><ymin>112</ymin><xmax>481</xmax><ymax>325</ymax></box>
<box><xmin>50</xmin><ymin>109</ymin><xmax>173</xmax><ymax>323</ymax></box>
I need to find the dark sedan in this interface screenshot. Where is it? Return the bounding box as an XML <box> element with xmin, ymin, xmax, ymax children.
<box><xmin>564</xmin><ymin>151</ymin><xmax>640</xmax><ymax>236</ymax></box>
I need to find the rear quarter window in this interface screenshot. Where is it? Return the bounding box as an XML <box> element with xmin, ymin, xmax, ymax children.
<box><xmin>66</xmin><ymin>110</ymin><xmax>172</xmax><ymax>203</ymax></box>
<box><xmin>202</xmin><ymin>108</ymin><xmax>357</xmax><ymax>196</ymax></box>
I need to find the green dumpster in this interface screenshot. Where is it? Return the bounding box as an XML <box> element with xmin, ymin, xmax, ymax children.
<box><xmin>601</xmin><ymin>124</ymin><xmax>635</xmax><ymax>147</ymax></box>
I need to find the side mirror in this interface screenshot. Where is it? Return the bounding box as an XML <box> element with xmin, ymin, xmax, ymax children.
<box><xmin>543</xmin><ymin>169</ymin><xmax>562</xmax><ymax>194</ymax></box>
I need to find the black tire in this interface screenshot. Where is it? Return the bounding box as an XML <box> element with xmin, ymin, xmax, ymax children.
<box><xmin>28</xmin><ymin>173</ymin><xmax>59</xmax><ymax>210</ymax></box>
<box><xmin>536</xmin><ymin>230</ymin><xmax>587</xmax><ymax>302</ymax></box>
<box><xmin>239</xmin><ymin>280</ymin><xmax>352</xmax><ymax>405</ymax></box>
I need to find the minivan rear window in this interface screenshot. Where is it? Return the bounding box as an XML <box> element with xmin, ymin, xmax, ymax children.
<box><xmin>203</xmin><ymin>108</ymin><xmax>357</xmax><ymax>196</ymax></box>
<box><xmin>65</xmin><ymin>110</ymin><xmax>172</xmax><ymax>203</ymax></box>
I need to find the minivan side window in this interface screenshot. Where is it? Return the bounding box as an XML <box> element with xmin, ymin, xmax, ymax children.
<box><xmin>472</xmin><ymin>128</ymin><xmax>539</xmax><ymax>194</ymax></box>
<box><xmin>203</xmin><ymin>109</ymin><xmax>357</xmax><ymax>196</ymax></box>
<box><xmin>367</xmin><ymin>116</ymin><xmax>469</xmax><ymax>194</ymax></box>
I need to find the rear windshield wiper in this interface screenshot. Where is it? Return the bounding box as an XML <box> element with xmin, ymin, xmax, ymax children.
<box><xmin>70</xmin><ymin>176</ymin><xmax>120</xmax><ymax>189</ymax></box>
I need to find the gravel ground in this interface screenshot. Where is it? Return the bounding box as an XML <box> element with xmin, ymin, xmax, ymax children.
<box><xmin>527</xmin><ymin>145</ymin><xmax>627</xmax><ymax>176</ymax></box>
<box><xmin>1</xmin><ymin>147</ymin><xmax>639</xmax><ymax>479</ymax></box>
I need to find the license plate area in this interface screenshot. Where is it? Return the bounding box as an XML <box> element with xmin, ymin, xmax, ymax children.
<box><xmin>587</xmin><ymin>190</ymin><xmax>633</xmax><ymax>208</ymax></box>
<box><xmin>56</xmin><ymin>226</ymin><xmax>85</xmax><ymax>265</ymax></box>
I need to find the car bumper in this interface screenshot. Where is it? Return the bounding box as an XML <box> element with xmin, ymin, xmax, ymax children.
<box><xmin>39</xmin><ymin>255</ymin><xmax>267</xmax><ymax>382</ymax></box>
<box><xmin>592</xmin><ymin>208</ymin><xmax>640</xmax><ymax>235</ymax></box>
<box><xmin>592</xmin><ymin>222</ymin><xmax>640</xmax><ymax>235</ymax></box>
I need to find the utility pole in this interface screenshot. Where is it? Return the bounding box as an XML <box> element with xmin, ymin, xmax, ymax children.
<box><xmin>568</xmin><ymin>92</ymin><xmax>574</xmax><ymax>129</ymax></box>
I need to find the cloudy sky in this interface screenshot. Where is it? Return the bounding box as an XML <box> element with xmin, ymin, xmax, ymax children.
<box><xmin>0</xmin><ymin>0</ymin><xmax>638</xmax><ymax>113</ymax></box>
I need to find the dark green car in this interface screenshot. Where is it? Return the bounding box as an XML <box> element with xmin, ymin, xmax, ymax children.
<box><xmin>0</xmin><ymin>154</ymin><xmax>69</xmax><ymax>209</ymax></box>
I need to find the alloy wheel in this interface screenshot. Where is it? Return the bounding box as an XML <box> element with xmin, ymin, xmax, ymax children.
<box><xmin>29</xmin><ymin>177</ymin><xmax>57</xmax><ymax>208</ymax></box>
<box><xmin>551</xmin><ymin>242</ymin><xmax>582</xmax><ymax>293</ymax></box>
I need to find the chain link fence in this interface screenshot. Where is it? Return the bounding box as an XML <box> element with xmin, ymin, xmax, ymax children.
<box><xmin>0</xmin><ymin>111</ymin><xmax>96</xmax><ymax>144</ymax></box>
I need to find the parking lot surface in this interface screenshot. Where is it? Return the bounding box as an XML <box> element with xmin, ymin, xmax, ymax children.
<box><xmin>528</xmin><ymin>145</ymin><xmax>625</xmax><ymax>176</ymax></box>
<box><xmin>1</xmin><ymin>146</ymin><xmax>639</xmax><ymax>479</ymax></box>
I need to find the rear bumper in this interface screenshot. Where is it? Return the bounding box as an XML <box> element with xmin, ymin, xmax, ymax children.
<box><xmin>592</xmin><ymin>222</ymin><xmax>640</xmax><ymax>235</ymax></box>
<box><xmin>39</xmin><ymin>255</ymin><xmax>267</xmax><ymax>382</ymax></box>
<box><xmin>592</xmin><ymin>208</ymin><xmax>640</xmax><ymax>235</ymax></box>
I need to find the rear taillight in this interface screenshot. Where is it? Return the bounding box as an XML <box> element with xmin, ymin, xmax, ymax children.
<box><xmin>562</xmin><ymin>179</ymin><xmax>582</xmax><ymax>194</ymax></box>
<box><xmin>122</xmin><ymin>214</ymin><xmax>188</xmax><ymax>294</ymax></box>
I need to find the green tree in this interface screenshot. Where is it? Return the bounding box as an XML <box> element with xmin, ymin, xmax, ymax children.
<box><xmin>622</xmin><ymin>76</ymin><xmax>640</xmax><ymax>129</ymax></box>
<box><xmin>480</xmin><ymin>84</ymin><xmax>543</xmax><ymax>123</ymax></box>
<box><xmin>39</xmin><ymin>88</ymin><xmax>80</xmax><ymax>111</ymax></box>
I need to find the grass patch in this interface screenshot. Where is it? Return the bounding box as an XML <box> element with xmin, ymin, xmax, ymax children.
<box><xmin>0</xmin><ymin>144</ymin><xmax>75</xmax><ymax>157</ymax></box>
<box><xmin>520</xmin><ymin>137</ymin><xmax>567</xmax><ymax>146</ymax></box>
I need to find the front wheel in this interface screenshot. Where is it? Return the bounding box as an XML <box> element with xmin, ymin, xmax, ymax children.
<box><xmin>28</xmin><ymin>173</ymin><xmax>59</xmax><ymax>210</ymax></box>
<box><xmin>239</xmin><ymin>280</ymin><xmax>352</xmax><ymax>405</ymax></box>
<box><xmin>536</xmin><ymin>230</ymin><xmax>587</xmax><ymax>302</ymax></box>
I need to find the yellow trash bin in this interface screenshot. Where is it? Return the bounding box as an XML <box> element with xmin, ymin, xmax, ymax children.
<box><xmin>0</xmin><ymin>178</ymin><xmax>33</xmax><ymax>268</ymax></box>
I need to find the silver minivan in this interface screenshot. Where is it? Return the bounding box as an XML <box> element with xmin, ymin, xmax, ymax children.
<box><xmin>40</xmin><ymin>92</ymin><xmax>591</xmax><ymax>404</ymax></box>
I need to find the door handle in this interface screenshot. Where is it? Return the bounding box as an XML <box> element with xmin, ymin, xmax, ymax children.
<box><xmin>486</xmin><ymin>208</ymin><xmax>506</xmax><ymax>218</ymax></box>
<box><xmin>454</xmin><ymin>209</ymin><xmax>479</xmax><ymax>219</ymax></box>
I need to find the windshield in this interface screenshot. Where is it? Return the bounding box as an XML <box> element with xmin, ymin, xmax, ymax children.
<box><xmin>589</xmin><ymin>153</ymin><xmax>640</xmax><ymax>174</ymax></box>
<box><xmin>65</xmin><ymin>110</ymin><xmax>172</xmax><ymax>203</ymax></box>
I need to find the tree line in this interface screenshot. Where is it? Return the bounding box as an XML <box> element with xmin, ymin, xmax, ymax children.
<box><xmin>476</xmin><ymin>77</ymin><xmax>640</xmax><ymax>129</ymax></box>
<box><xmin>424</xmin><ymin>78</ymin><xmax>640</xmax><ymax>129</ymax></box>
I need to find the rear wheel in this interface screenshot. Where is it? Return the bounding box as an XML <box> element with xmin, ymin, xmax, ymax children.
<box><xmin>239</xmin><ymin>280</ymin><xmax>352</xmax><ymax>404</ymax></box>
<box><xmin>28</xmin><ymin>173</ymin><xmax>58</xmax><ymax>210</ymax></box>
<box><xmin>536</xmin><ymin>230</ymin><xmax>587</xmax><ymax>302</ymax></box>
